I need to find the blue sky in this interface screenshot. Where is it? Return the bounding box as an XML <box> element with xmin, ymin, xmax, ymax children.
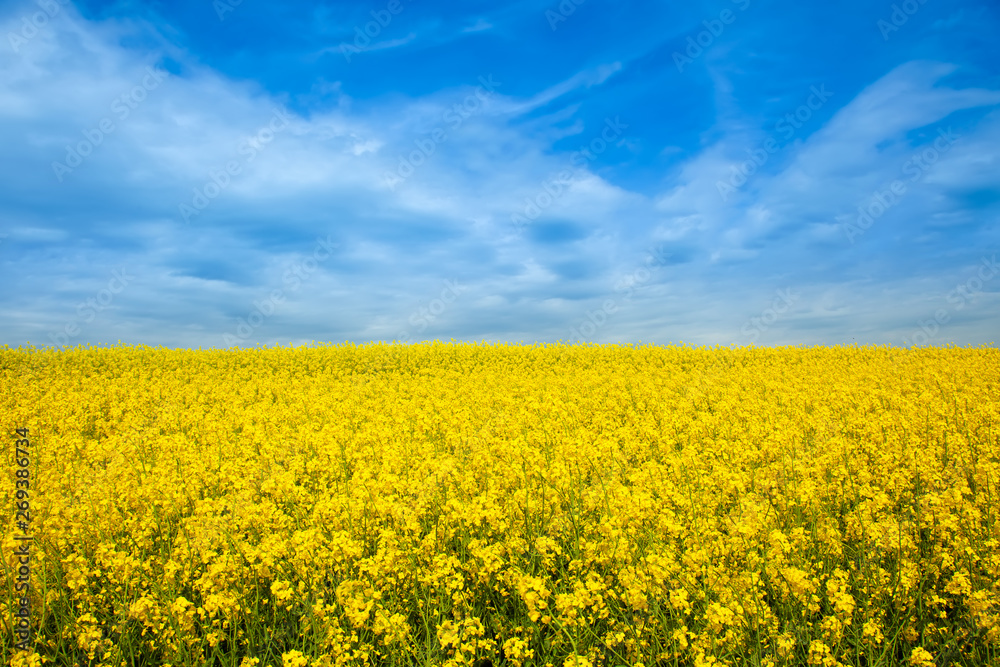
<box><xmin>1</xmin><ymin>0</ymin><xmax>998</xmax><ymax>349</ymax></box>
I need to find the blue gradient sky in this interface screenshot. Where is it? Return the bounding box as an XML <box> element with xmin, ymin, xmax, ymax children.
<box><xmin>1</xmin><ymin>0</ymin><xmax>998</xmax><ymax>348</ymax></box>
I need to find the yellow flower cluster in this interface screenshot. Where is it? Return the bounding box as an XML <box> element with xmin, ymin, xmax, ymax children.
<box><xmin>1</xmin><ymin>342</ymin><xmax>998</xmax><ymax>666</ymax></box>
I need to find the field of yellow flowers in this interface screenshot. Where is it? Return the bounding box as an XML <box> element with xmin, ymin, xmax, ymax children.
<box><xmin>1</xmin><ymin>342</ymin><xmax>998</xmax><ymax>667</ymax></box>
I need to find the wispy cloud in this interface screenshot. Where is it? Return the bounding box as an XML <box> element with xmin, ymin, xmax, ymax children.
<box><xmin>462</xmin><ymin>19</ymin><xmax>493</xmax><ymax>33</ymax></box>
<box><xmin>506</xmin><ymin>62</ymin><xmax>624</xmax><ymax>116</ymax></box>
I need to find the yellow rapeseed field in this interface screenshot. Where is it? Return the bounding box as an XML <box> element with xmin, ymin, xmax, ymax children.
<box><xmin>1</xmin><ymin>343</ymin><xmax>998</xmax><ymax>667</ymax></box>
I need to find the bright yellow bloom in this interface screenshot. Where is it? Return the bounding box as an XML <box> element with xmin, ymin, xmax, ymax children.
<box><xmin>909</xmin><ymin>647</ymin><xmax>935</xmax><ymax>667</ymax></box>
<box><xmin>282</xmin><ymin>650</ymin><xmax>309</xmax><ymax>667</ymax></box>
